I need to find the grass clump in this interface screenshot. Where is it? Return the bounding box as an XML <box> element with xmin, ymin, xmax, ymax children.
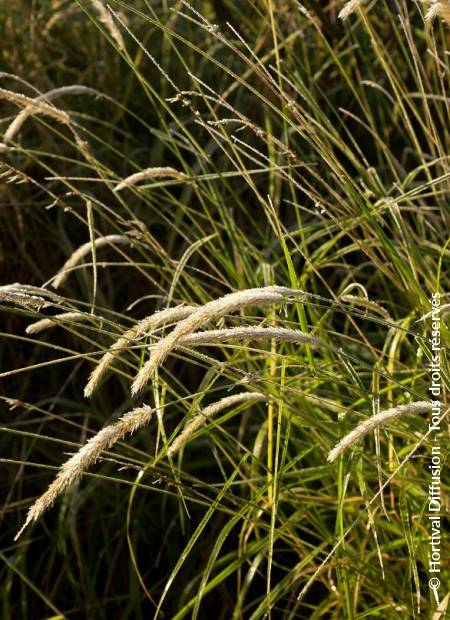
<box><xmin>0</xmin><ymin>0</ymin><xmax>449</xmax><ymax>618</ymax></box>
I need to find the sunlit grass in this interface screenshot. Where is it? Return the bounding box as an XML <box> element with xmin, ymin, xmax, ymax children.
<box><xmin>0</xmin><ymin>0</ymin><xmax>448</xmax><ymax>618</ymax></box>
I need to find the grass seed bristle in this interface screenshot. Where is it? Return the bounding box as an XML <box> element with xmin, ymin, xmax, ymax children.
<box><xmin>15</xmin><ymin>406</ymin><xmax>153</xmax><ymax>540</ymax></box>
<box><xmin>327</xmin><ymin>401</ymin><xmax>433</xmax><ymax>462</ymax></box>
<box><xmin>52</xmin><ymin>234</ymin><xmax>131</xmax><ymax>289</ymax></box>
<box><xmin>131</xmin><ymin>286</ymin><xmax>306</xmax><ymax>396</ymax></box>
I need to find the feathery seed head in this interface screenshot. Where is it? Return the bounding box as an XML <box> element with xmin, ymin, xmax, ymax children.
<box><xmin>327</xmin><ymin>401</ymin><xmax>433</xmax><ymax>462</ymax></box>
<box><xmin>84</xmin><ymin>305</ymin><xmax>196</xmax><ymax>397</ymax></box>
<box><xmin>131</xmin><ymin>286</ymin><xmax>306</xmax><ymax>396</ymax></box>
<box><xmin>26</xmin><ymin>312</ymin><xmax>90</xmax><ymax>335</ymax></box>
<box><xmin>167</xmin><ymin>392</ymin><xmax>266</xmax><ymax>457</ymax></box>
<box><xmin>15</xmin><ymin>406</ymin><xmax>153</xmax><ymax>539</ymax></box>
<box><xmin>52</xmin><ymin>234</ymin><xmax>131</xmax><ymax>289</ymax></box>
<box><xmin>114</xmin><ymin>167</ymin><xmax>187</xmax><ymax>192</ymax></box>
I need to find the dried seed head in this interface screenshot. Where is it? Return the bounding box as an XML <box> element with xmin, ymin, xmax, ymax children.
<box><xmin>90</xmin><ymin>0</ymin><xmax>126</xmax><ymax>51</ymax></box>
<box><xmin>327</xmin><ymin>401</ymin><xmax>433</xmax><ymax>462</ymax></box>
<box><xmin>0</xmin><ymin>283</ymin><xmax>54</xmax><ymax>309</ymax></box>
<box><xmin>131</xmin><ymin>286</ymin><xmax>306</xmax><ymax>396</ymax></box>
<box><xmin>84</xmin><ymin>305</ymin><xmax>197</xmax><ymax>397</ymax></box>
<box><xmin>167</xmin><ymin>392</ymin><xmax>266</xmax><ymax>457</ymax></box>
<box><xmin>15</xmin><ymin>406</ymin><xmax>153</xmax><ymax>540</ymax></box>
<box><xmin>4</xmin><ymin>85</ymin><xmax>104</xmax><ymax>142</ymax></box>
<box><xmin>180</xmin><ymin>326</ymin><xmax>322</xmax><ymax>348</ymax></box>
<box><xmin>114</xmin><ymin>167</ymin><xmax>187</xmax><ymax>192</ymax></box>
<box><xmin>339</xmin><ymin>0</ymin><xmax>364</xmax><ymax>20</ymax></box>
<box><xmin>52</xmin><ymin>234</ymin><xmax>131</xmax><ymax>289</ymax></box>
<box><xmin>426</xmin><ymin>2</ymin><xmax>450</xmax><ymax>24</ymax></box>
<box><xmin>26</xmin><ymin>312</ymin><xmax>91</xmax><ymax>335</ymax></box>
<box><xmin>0</xmin><ymin>87</ymin><xmax>71</xmax><ymax>129</ymax></box>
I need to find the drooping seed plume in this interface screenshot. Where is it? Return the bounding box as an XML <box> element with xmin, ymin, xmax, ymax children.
<box><xmin>180</xmin><ymin>326</ymin><xmax>322</xmax><ymax>348</ymax></box>
<box><xmin>0</xmin><ymin>290</ymin><xmax>47</xmax><ymax>309</ymax></box>
<box><xmin>327</xmin><ymin>401</ymin><xmax>433</xmax><ymax>462</ymax></box>
<box><xmin>90</xmin><ymin>0</ymin><xmax>126</xmax><ymax>51</ymax></box>
<box><xmin>26</xmin><ymin>312</ymin><xmax>91</xmax><ymax>335</ymax></box>
<box><xmin>84</xmin><ymin>305</ymin><xmax>197</xmax><ymax>397</ymax></box>
<box><xmin>52</xmin><ymin>234</ymin><xmax>131</xmax><ymax>289</ymax></box>
<box><xmin>425</xmin><ymin>1</ymin><xmax>450</xmax><ymax>23</ymax></box>
<box><xmin>4</xmin><ymin>85</ymin><xmax>104</xmax><ymax>142</ymax></box>
<box><xmin>131</xmin><ymin>286</ymin><xmax>306</xmax><ymax>395</ymax></box>
<box><xmin>167</xmin><ymin>392</ymin><xmax>266</xmax><ymax>458</ymax></box>
<box><xmin>114</xmin><ymin>167</ymin><xmax>187</xmax><ymax>192</ymax></box>
<box><xmin>0</xmin><ymin>283</ymin><xmax>57</xmax><ymax>309</ymax></box>
<box><xmin>339</xmin><ymin>0</ymin><xmax>365</xmax><ymax>20</ymax></box>
<box><xmin>15</xmin><ymin>406</ymin><xmax>153</xmax><ymax>540</ymax></box>
<box><xmin>0</xmin><ymin>87</ymin><xmax>72</xmax><ymax>129</ymax></box>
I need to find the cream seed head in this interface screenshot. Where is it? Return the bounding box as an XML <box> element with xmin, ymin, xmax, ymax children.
<box><xmin>4</xmin><ymin>85</ymin><xmax>104</xmax><ymax>142</ymax></box>
<box><xmin>180</xmin><ymin>326</ymin><xmax>322</xmax><ymax>348</ymax></box>
<box><xmin>26</xmin><ymin>312</ymin><xmax>90</xmax><ymax>335</ymax></box>
<box><xmin>327</xmin><ymin>401</ymin><xmax>433</xmax><ymax>462</ymax></box>
<box><xmin>114</xmin><ymin>167</ymin><xmax>187</xmax><ymax>192</ymax></box>
<box><xmin>339</xmin><ymin>0</ymin><xmax>365</xmax><ymax>20</ymax></box>
<box><xmin>131</xmin><ymin>286</ymin><xmax>306</xmax><ymax>396</ymax></box>
<box><xmin>167</xmin><ymin>392</ymin><xmax>266</xmax><ymax>458</ymax></box>
<box><xmin>15</xmin><ymin>406</ymin><xmax>153</xmax><ymax>540</ymax></box>
<box><xmin>84</xmin><ymin>305</ymin><xmax>197</xmax><ymax>397</ymax></box>
<box><xmin>52</xmin><ymin>235</ymin><xmax>131</xmax><ymax>289</ymax></box>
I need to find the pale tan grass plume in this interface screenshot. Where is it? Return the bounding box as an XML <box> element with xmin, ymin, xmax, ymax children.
<box><xmin>131</xmin><ymin>286</ymin><xmax>306</xmax><ymax>396</ymax></box>
<box><xmin>84</xmin><ymin>305</ymin><xmax>197</xmax><ymax>397</ymax></box>
<box><xmin>2</xmin><ymin>283</ymin><xmax>62</xmax><ymax>300</ymax></box>
<box><xmin>0</xmin><ymin>87</ymin><xmax>71</xmax><ymax>129</ymax></box>
<box><xmin>4</xmin><ymin>85</ymin><xmax>104</xmax><ymax>142</ymax></box>
<box><xmin>167</xmin><ymin>392</ymin><xmax>266</xmax><ymax>458</ymax></box>
<box><xmin>26</xmin><ymin>312</ymin><xmax>91</xmax><ymax>335</ymax></box>
<box><xmin>15</xmin><ymin>405</ymin><xmax>153</xmax><ymax>540</ymax></box>
<box><xmin>114</xmin><ymin>167</ymin><xmax>188</xmax><ymax>192</ymax></box>
<box><xmin>0</xmin><ymin>86</ymin><xmax>95</xmax><ymax>164</ymax></box>
<box><xmin>425</xmin><ymin>1</ymin><xmax>450</xmax><ymax>23</ymax></box>
<box><xmin>180</xmin><ymin>326</ymin><xmax>322</xmax><ymax>348</ymax></box>
<box><xmin>327</xmin><ymin>401</ymin><xmax>433</xmax><ymax>462</ymax></box>
<box><xmin>52</xmin><ymin>234</ymin><xmax>131</xmax><ymax>289</ymax></box>
<box><xmin>339</xmin><ymin>0</ymin><xmax>365</xmax><ymax>20</ymax></box>
<box><xmin>90</xmin><ymin>0</ymin><xmax>126</xmax><ymax>51</ymax></box>
<box><xmin>0</xmin><ymin>283</ymin><xmax>56</xmax><ymax>309</ymax></box>
<box><xmin>0</xmin><ymin>290</ymin><xmax>48</xmax><ymax>309</ymax></box>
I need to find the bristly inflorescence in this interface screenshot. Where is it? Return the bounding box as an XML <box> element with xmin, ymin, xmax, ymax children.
<box><xmin>131</xmin><ymin>286</ymin><xmax>308</xmax><ymax>395</ymax></box>
<box><xmin>327</xmin><ymin>401</ymin><xmax>433</xmax><ymax>462</ymax></box>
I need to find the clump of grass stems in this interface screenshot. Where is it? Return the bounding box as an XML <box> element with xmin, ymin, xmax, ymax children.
<box><xmin>1</xmin><ymin>0</ymin><xmax>449</xmax><ymax>617</ymax></box>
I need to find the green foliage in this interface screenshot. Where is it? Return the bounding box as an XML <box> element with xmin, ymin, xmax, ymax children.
<box><xmin>0</xmin><ymin>1</ymin><xmax>449</xmax><ymax>618</ymax></box>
